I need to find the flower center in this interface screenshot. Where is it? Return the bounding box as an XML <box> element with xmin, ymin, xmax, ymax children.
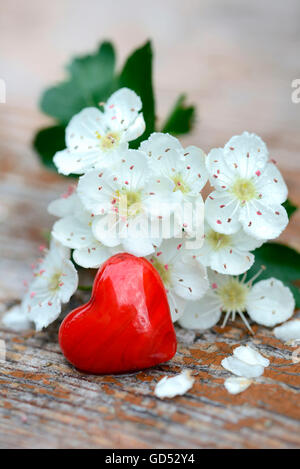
<box><xmin>113</xmin><ymin>189</ymin><xmax>143</xmax><ymax>219</ymax></box>
<box><xmin>172</xmin><ymin>174</ymin><xmax>190</xmax><ymax>194</ymax></box>
<box><xmin>217</xmin><ymin>278</ymin><xmax>248</xmax><ymax>312</ymax></box>
<box><xmin>48</xmin><ymin>272</ymin><xmax>62</xmax><ymax>292</ymax></box>
<box><xmin>151</xmin><ymin>259</ymin><xmax>172</xmax><ymax>288</ymax></box>
<box><xmin>96</xmin><ymin>131</ymin><xmax>120</xmax><ymax>151</ymax></box>
<box><xmin>206</xmin><ymin>229</ymin><xmax>232</xmax><ymax>250</ymax></box>
<box><xmin>231</xmin><ymin>178</ymin><xmax>258</xmax><ymax>203</ymax></box>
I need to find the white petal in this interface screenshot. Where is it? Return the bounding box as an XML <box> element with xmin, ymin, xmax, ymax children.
<box><xmin>154</xmin><ymin>370</ymin><xmax>195</xmax><ymax>399</ymax></box>
<box><xmin>205</xmin><ymin>191</ymin><xmax>241</xmax><ymax>234</ymax></box>
<box><xmin>66</xmin><ymin>107</ymin><xmax>106</xmax><ymax>151</ymax></box>
<box><xmin>223</xmin><ymin>132</ymin><xmax>268</xmax><ymax>179</ymax></box>
<box><xmin>121</xmin><ymin>236</ymin><xmax>156</xmax><ymax>257</ymax></box>
<box><xmin>49</xmin><ymin>237</ymin><xmax>70</xmax><ymax>260</ymax></box>
<box><xmin>105</xmin><ymin>88</ymin><xmax>144</xmax><ymax>137</ymax></box>
<box><xmin>77</xmin><ymin>170</ymin><xmax>115</xmax><ymax>215</ymax></box>
<box><xmin>255</xmin><ymin>162</ymin><xmax>288</xmax><ymax>205</ymax></box>
<box><xmin>52</xmin><ymin>215</ymin><xmax>95</xmax><ymax>249</ymax></box>
<box><xmin>172</xmin><ymin>257</ymin><xmax>209</xmax><ymax>301</ymax></box>
<box><xmin>206</xmin><ymin>148</ymin><xmax>235</xmax><ymax>191</ymax></box>
<box><xmin>2</xmin><ymin>305</ymin><xmax>32</xmax><ymax>332</ymax></box>
<box><xmin>208</xmin><ymin>248</ymin><xmax>254</xmax><ymax>275</ymax></box>
<box><xmin>247</xmin><ymin>278</ymin><xmax>295</xmax><ymax>327</ymax></box>
<box><xmin>182</xmin><ymin>146</ymin><xmax>209</xmax><ymax>193</ymax></box>
<box><xmin>92</xmin><ymin>215</ymin><xmax>121</xmax><ymax>248</ymax></box>
<box><xmin>178</xmin><ymin>292</ymin><xmax>222</xmax><ymax>329</ymax></box>
<box><xmin>48</xmin><ymin>191</ymin><xmax>78</xmax><ymax>218</ymax></box>
<box><xmin>224</xmin><ymin>377</ymin><xmax>252</xmax><ymax>395</ymax></box>
<box><xmin>54</xmin><ymin>148</ymin><xmax>101</xmax><ymax>176</ymax></box>
<box><xmin>231</xmin><ymin>229</ymin><xmax>264</xmax><ymax>251</ymax></box>
<box><xmin>140</xmin><ymin>132</ymin><xmax>182</xmax><ymax>158</ymax></box>
<box><xmin>221</xmin><ymin>356</ymin><xmax>265</xmax><ymax>378</ymax></box>
<box><xmin>57</xmin><ymin>258</ymin><xmax>78</xmax><ymax>303</ymax></box>
<box><xmin>73</xmin><ymin>241</ymin><xmax>113</xmax><ymax>268</ymax></box>
<box><xmin>167</xmin><ymin>292</ymin><xmax>187</xmax><ymax>322</ymax></box>
<box><xmin>26</xmin><ymin>297</ymin><xmax>62</xmax><ymax>332</ymax></box>
<box><xmin>274</xmin><ymin>319</ymin><xmax>300</xmax><ymax>342</ymax></box>
<box><xmin>144</xmin><ymin>176</ymin><xmax>181</xmax><ymax>218</ymax></box>
<box><xmin>233</xmin><ymin>345</ymin><xmax>270</xmax><ymax>367</ymax></box>
<box><xmin>239</xmin><ymin>201</ymin><xmax>288</xmax><ymax>240</ymax></box>
<box><xmin>123</xmin><ymin>113</ymin><xmax>145</xmax><ymax>142</ymax></box>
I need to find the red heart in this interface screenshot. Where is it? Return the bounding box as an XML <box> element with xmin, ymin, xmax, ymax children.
<box><xmin>59</xmin><ymin>253</ymin><xmax>177</xmax><ymax>374</ymax></box>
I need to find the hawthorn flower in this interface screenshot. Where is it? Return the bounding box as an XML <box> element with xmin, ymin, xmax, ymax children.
<box><xmin>3</xmin><ymin>239</ymin><xmax>78</xmax><ymax>332</ymax></box>
<box><xmin>77</xmin><ymin>149</ymin><xmax>181</xmax><ymax>257</ymax></box>
<box><xmin>147</xmin><ymin>239</ymin><xmax>209</xmax><ymax>322</ymax></box>
<box><xmin>140</xmin><ymin>133</ymin><xmax>208</xmax><ymax>235</ymax></box>
<box><xmin>53</xmin><ymin>88</ymin><xmax>145</xmax><ymax>175</ymax></box>
<box><xmin>179</xmin><ymin>270</ymin><xmax>295</xmax><ymax>333</ymax></box>
<box><xmin>140</xmin><ymin>132</ymin><xmax>208</xmax><ymax>199</ymax></box>
<box><xmin>50</xmin><ymin>194</ymin><xmax>115</xmax><ymax>268</ymax></box>
<box><xmin>205</xmin><ymin>132</ymin><xmax>288</xmax><ymax>240</ymax></box>
<box><xmin>195</xmin><ymin>220</ymin><xmax>263</xmax><ymax>275</ymax></box>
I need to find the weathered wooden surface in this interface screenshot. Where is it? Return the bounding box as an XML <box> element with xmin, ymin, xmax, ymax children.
<box><xmin>0</xmin><ymin>0</ymin><xmax>300</xmax><ymax>449</ymax></box>
<box><xmin>0</xmin><ymin>312</ymin><xmax>300</xmax><ymax>449</ymax></box>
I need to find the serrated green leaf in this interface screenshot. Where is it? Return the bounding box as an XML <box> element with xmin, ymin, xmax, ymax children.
<box><xmin>33</xmin><ymin>126</ymin><xmax>66</xmax><ymax>171</ymax></box>
<box><xmin>119</xmin><ymin>41</ymin><xmax>155</xmax><ymax>146</ymax></box>
<box><xmin>283</xmin><ymin>198</ymin><xmax>298</xmax><ymax>219</ymax></box>
<box><xmin>248</xmin><ymin>242</ymin><xmax>300</xmax><ymax>308</ymax></box>
<box><xmin>40</xmin><ymin>42</ymin><xmax>116</xmax><ymax>124</ymax></box>
<box><xmin>162</xmin><ymin>94</ymin><xmax>196</xmax><ymax>135</ymax></box>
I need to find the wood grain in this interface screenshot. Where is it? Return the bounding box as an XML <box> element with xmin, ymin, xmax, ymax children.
<box><xmin>0</xmin><ymin>0</ymin><xmax>299</xmax><ymax>449</ymax></box>
<box><xmin>0</xmin><ymin>308</ymin><xmax>299</xmax><ymax>449</ymax></box>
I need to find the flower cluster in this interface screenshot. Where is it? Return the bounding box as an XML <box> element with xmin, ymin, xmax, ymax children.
<box><xmin>3</xmin><ymin>88</ymin><xmax>295</xmax><ymax>334</ymax></box>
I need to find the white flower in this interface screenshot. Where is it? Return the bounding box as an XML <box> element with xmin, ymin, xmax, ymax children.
<box><xmin>53</xmin><ymin>88</ymin><xmax>145</xmax><ymax>175</ymax></box>
<box><xmin>140</xmin><ymin>132</ymin><xmax>208</xmax><ymax>199</ymax></box>
<box><xmin>78</xmin><ymin>149</ymin><xmax>181</xmax><ymax>257</ymax></box>
<box><xmin>154</xmin><ymin>370</ymin><xmax>195</xmax><ymax>399</ymax></box>
<box><xmin>50</xmin><ymin>195</ymin><xmax>115</xmax><ymax>269</ymax></box>
<box><xmin>224</xmin><ymin>377</ymin><xmax>252</xmax><ymax>395</ymax></box>
<box><xmin>205</xmin><ymin>132</ymin><xmax>288</xmax><ymax>240</ymax></box>
<box><xmin>147</xmin><ymin>239</ymin><xmax>209</xmax><ymax>322</ymax></box>
<box><xmin>179</xmin><ymin>270</ymin><xmax>295</xmax><ymax>333</ymax></box>
<box><xmin>140</xmin><ymin>133</ymin><xmax>208</xmax><ymax>235</ymax></box>
<box><xmin>195</xmin><ymin>220</ymin><xmax>263</xmax><ymax>275</ymax></box>
<box><xmin>274</xmin><ymin>319</ymin><xmax>300</xmax><ymax>343</ymax></box>
<box><xmin>2</xmin><ymin>239</ymin><xmax>78</xmax><ymax>332</ymax></box>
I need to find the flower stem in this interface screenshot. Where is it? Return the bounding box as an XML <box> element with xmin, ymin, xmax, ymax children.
<box><xmin>78</xmin><ymin>285</ymin><xmax>93</xmax><ymax>292</ymax></box>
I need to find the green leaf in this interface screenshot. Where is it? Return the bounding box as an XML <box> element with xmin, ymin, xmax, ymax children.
<box><xmin>40</xmin><ymin>42</ymin><xmax>116</xmax><ymax>124</ymax></box>
<box><xmin>33</xmin><ymin>126</ymin><xmax>66</xmax><ymax>171</ymax></box>
<box><xmin>119</xmin><ymin>41</ymin><xmax>155</xmax><ymax>146</ymax></box>
<box><xmin>248</xmin><ymin>242</ymin><xmax>300</xmax><ymax>308</ymax></box>
<box><xmin>162</xmin><ymin>94</ymin><xmax>196</xmax><ymax>135</ymax></box>
<box><xmin>283</xmin><ymin>198</ymin><xmax>298</xmax><ymax>219</ymax></box>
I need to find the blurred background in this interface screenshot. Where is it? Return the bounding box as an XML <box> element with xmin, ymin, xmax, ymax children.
<box><xmin>0</xmin><ymin>0</ymin><xmax>299</xmax><ymax>304</ymax></box>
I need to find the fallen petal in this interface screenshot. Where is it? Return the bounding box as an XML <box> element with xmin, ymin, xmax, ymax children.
<box><xmin>222</xmin><ymin>356</ymin><xmax>265</xmax><ymax>378</ymax></box>
<box><xmin>224</xmin><ymin>376</ymin><xmax>252</xmax><ymax>395</ymax></box>
<box><xmin>233</xmin><ymin>345</ymin><xmax>270</xmax><ymax>367</ymax></box>
<box><xmin>154</xmin><ymin>370</ymin><xmax>195</xmax><ymax>399</ymax></box>
<box><xmin>274</xmin><ymin>319</ymin><xmax>300</xmax><ymax>343</ymax></box>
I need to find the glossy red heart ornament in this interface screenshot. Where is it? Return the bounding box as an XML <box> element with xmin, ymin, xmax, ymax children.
<box><xmin>59</xmin><ymin>253</ymin><xmax>177</xmax><ymax>374</ymax></box>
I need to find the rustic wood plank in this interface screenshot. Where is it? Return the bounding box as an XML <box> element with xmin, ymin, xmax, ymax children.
<box><xmin>0</xmin><ymin>310</ymin><xmax>299</xmax><ymax>449</ymax></box>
